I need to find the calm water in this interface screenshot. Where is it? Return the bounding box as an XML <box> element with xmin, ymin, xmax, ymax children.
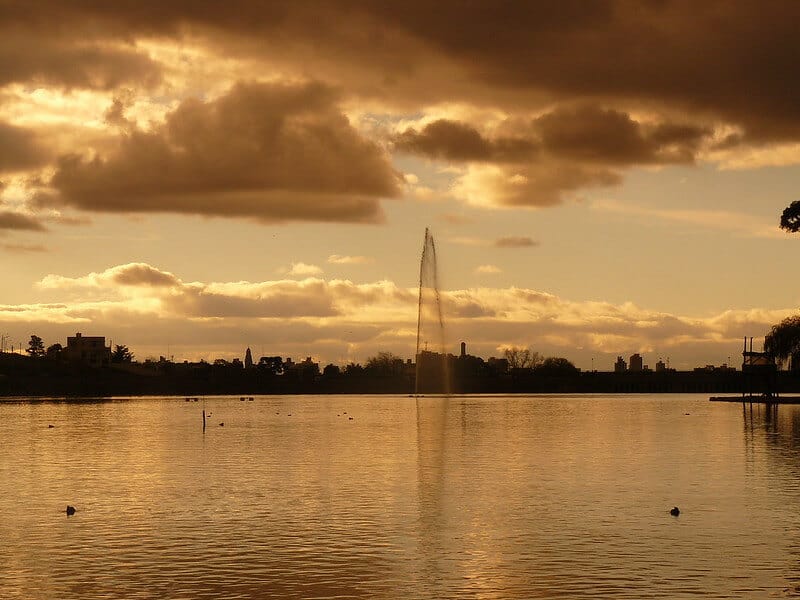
<box><xmin>2</xmin><ymin>394</ymin><xmax>800</xmax><ymax>599</ymax></box>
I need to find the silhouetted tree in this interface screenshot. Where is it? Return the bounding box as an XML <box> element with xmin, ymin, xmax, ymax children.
<box><xmin>764</xmin><ymin>315</ymin><xmax>800</xmax><ymax>368</ymax></box>
<box><xmin>343</xmin><ymin>362</ymin><xmax>365</xmax><ymax>376</ymax></box>
<box><xmin>535</xmin><ymin>356</ymin><xmax>579</xmax><ymax>376</ymax></box>
<box><xmin>323</xmin><ymin>363</ymin><xmax>341</xmax><ymax>377</ymax></box>
<box><xmin>503</xmin><ymin>346</ymin><xmax>542</xmax><ymax>369</ymax></box>
<box><xmin>111</xmin><ymin>344</ymin><xmax>134</xmax><ymax>363</ymax></box>
<box><xmin>26</xmin><ymin>335</ymin><xmax>45</xmax><ymax>358</ymax></box>
<box><xmin>780</xmin><ymin>201</ymin><xmax>800</xmax><ymax>232</ymax></box>
<box><xmin>257</xmin><ymin>356</ymin><xmax>283</xmax><ymax>375</ymax></box>
<box><xmin>46</xmin><ymin>343</ymin><xmax>63</xmax><ymax>360</ymax></box>
<box><xmin>365</xmin><ymin>352</ymin><xmax>403</xmax><ymax>376</ymax></box>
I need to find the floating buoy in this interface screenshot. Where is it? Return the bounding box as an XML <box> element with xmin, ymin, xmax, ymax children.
<box><xmin>670</xmin><ymin>506</ymin><xmax>680</xmax><ymax>516</ymax></box>
<box><xmin>219</xmin><ymin>422</ymin><xmax>224</xmax><ymax>427</ymax></box>
<box><xmin>48</xmin><ymin>424</ymin><xmax>54</xmax><ymax>428</ymax></box>
<box><xmin>66</xmin><ymin>505</ymin><xmax>76</xmax><ymax>516</ymax></box>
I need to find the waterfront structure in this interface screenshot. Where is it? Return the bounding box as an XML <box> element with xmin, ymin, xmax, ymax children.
<box><xmin>65</xmin><ymin>332</ymin><xmax>111</xmax><ymax>368</ymax></box>
<box><xmin>629</xmin><ymin>353</ymin><xmax>643</xmax><ymax>372</ymax></box>
<box><xmin>614</xmin><ymin>356</ymin><xmax>627</xmax><ymax>372</ymax></box>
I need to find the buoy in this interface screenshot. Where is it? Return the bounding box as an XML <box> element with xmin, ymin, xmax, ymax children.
<box><xmin>48</xmin><ymin>424</ymin><xmax>54</xmax><ymax>428</ymax></box>
<box><xmin>219</xmin><ymin>422</ymin><xmax>224</xmax><ymax>427</ymax></box>
<box><xmin>670</xmin><ymin>506</ymin><xmax>680</xmax><ymax>516</ymax></box>
<box><xmin>66</xmin><ymin>505</ymin><xmax>76</xmax><ymax>516</ymax></box>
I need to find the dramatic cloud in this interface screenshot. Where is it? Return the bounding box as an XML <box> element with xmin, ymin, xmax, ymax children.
<box><xmin>395</xmin><ymin>108</ymin><xmax>711</xmax><ymax>207</ymax></box>
<box><xmin>6</xmin><ymin>2</ymin><xmax>799</xmax><ymax>138</ymax></box>
<box><xmin>0</xmin><ymin>34</ymin><xmax>161</xmax><ymax>90</ymax></box>
<box><xmin>45</xmin><ymin>81</ymin><xmax>401</xmax><ymax>223</ymax></box>
<box><xmin>5</xmin><ymin>261</ymin><xmax>792</xmax><ymax>368</ymax></box>
<box><xmin>452</xmin><ymin>163</ymin><xmax>620</xmax><ymax>208</ymax></box>
<box><xmin>532</xmin><ymin>106</ymin><xmax>710</xmax><ymax>166</ymax></box>
<box><xmin>39</xmin><ymin>263</ymin><xmax>181</xmax><ymax>290</ymax></box>
<box><xmin>0</xmin><ymin>210</ymin><xmax>47</xmax><ymax>232</ymax></box>
<box><xmin>0</xmin><ymin>122</ymin><xmax>50</xmax><ymax>173</ymax></box>
<box><xmin>394</xmin><ymin>119</ymin><xmax>537</xmax><ymax>162</ymax></box>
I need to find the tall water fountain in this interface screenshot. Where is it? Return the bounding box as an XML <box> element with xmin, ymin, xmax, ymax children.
<box><xmin>415</xmin><ymin>228</ymin><xmax>451</xmax><ymax>395</ymax></box>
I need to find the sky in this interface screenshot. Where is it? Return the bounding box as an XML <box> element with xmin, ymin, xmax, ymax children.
<box><xmin>1</xmin><ymin>1</ymin><xmax>799</xmax><ymax>370</ymax></box>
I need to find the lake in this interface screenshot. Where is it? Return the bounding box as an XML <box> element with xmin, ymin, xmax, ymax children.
<box><xmin>1</xmin><ymin>394</ymin><xmax>799</xmax><ymax>598</ymax></box>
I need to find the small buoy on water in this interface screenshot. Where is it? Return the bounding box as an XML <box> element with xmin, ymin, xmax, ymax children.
<box><xmin>670</xmin><ymin>506</ymin><xmax>680</xmax><ymax>516</ymax></box>
<box><xmin>48</xmin><ymin>424</ymin><xmax>54</xmax><ymax>428</ymax></box>
<box><xmin>219</xmin><ymin>422</ymin><xmax>224</xmax><ymax>427</ymax></box>
<box><xmin>66</xmin><ymin>505</ymin><xmax>76</xmax><ymax>516</ymax></box>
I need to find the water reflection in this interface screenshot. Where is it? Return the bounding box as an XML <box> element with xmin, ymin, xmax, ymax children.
<box><xmin>741</xmin><ymin>402</ymin><xmax>800</xmax><ymax>597</ymax></box>
<box><xmin>4</xmin><ymin>395</ymin><xmax>800</xmax><ymax>598</ymax></box>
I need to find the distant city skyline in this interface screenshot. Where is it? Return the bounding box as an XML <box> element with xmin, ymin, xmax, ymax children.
<box><xmin>1</xmin><ymin>3</ymin><xmax>799</xmax><ymax>370</ymax></box>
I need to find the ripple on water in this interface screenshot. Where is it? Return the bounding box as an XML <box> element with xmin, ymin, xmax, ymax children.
<box><xmin>2</xmin><ymin>394</ymin><xmax>800</xmax><ymax>598</ymax></box>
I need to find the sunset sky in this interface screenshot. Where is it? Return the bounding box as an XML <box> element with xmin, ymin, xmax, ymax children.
<box><xmin>1</xmin><ymin>1</ymin><xmax>799</xmax><ymax>369</ymax></box>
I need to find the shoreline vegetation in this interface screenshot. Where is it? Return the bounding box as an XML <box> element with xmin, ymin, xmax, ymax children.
<box><xmin>2</xmin><ymin>351</ymin><xmax>798</xmax><ymax>397</ymax></box>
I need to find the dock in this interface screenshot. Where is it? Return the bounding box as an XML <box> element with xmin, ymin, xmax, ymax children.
<box><xmin>710</xmin><ymin>396</ymin><xmax>800</xmax><ymax>404</ymax></box>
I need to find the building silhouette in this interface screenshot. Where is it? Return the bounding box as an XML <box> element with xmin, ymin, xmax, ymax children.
<box><xmin>614</xmin><ymin>356</ymin><xmax>627</xmax><ymax>372</ymax></box>
<box><xmin>629</xmin><ymin>353</ymin><xmax>643</xmax><ymax>372</ymax></box>
<box><xmin>65</xmin><ymin>332</ymin><xmax>111</xmax><ymax>368</ymax></box>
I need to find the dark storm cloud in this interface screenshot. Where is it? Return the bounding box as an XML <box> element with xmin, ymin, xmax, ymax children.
<box><xmin>394</xmin><ymin>120</ymin><xmax>537</xmax><ymax>162</ymax></box>
<box><xmin>5</xmin><ymin>1</ymin><xmax>799</xmax><ymax>140</ymax></box>
<box><xmin>397</xmin><ymin>107</ymin><xmax>710</xmax><ymax>207</ymax></box>
<box><xmin>0</xmin><ymin>210</ymin><xmax>46</xmax><ymax>231</ymax></box>
<box><xmin>0</xmin><ymin>27</ymin><xmax>160</xmax><ymax>89</ymax></box>
<box><xmin>361</xmin><ymin>1</ymin><xmax>800</xmax><ymax>141</ymax></box>
<box><xmin>396</xmin><ymin>108</ymin><xmax>709</xmax><ymax>167</ymax></box>
<box><xmin>533</xmin><ymin>106</ymin><xmax>710</xmax><ymax>165</ymax></box>
<box><xmin>0</xmin><ymin>122</ymin><xmax>50</xmax><ymax>173</ymax></box>
<box><xmin>46</xmin><ymin>81</ymin><xmax>402</xmax><ymax>223</ymax></box>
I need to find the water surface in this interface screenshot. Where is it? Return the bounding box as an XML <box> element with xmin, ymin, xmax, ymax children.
<box><xmin>2</xmin><ymin>394</ymin><xmax>799</xmax><ymax>598</ymax></box>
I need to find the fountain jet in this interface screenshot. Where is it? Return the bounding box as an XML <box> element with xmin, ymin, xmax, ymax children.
<box><xmin>415</xmin><ymin>228</ymin><xmax>450</xmax><ymax>395</ymax></box>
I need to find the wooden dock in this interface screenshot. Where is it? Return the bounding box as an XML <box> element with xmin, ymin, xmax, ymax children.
<box><xmin>710</xmin><ymin>396</ymin><xmax>800</xmax><ymax>404</ymax></box>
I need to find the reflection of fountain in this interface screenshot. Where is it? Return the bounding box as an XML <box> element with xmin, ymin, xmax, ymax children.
<box><xmin>415</xmin><ymin>228</ymin><xmax>450</xmax><ymax>395</ymax></box>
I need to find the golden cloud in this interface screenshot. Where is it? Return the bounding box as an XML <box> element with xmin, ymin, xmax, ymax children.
<box><xmin>42</xmin><ymin>81</ymin><xmax>401</xmax><ymax>223</ymax></box>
